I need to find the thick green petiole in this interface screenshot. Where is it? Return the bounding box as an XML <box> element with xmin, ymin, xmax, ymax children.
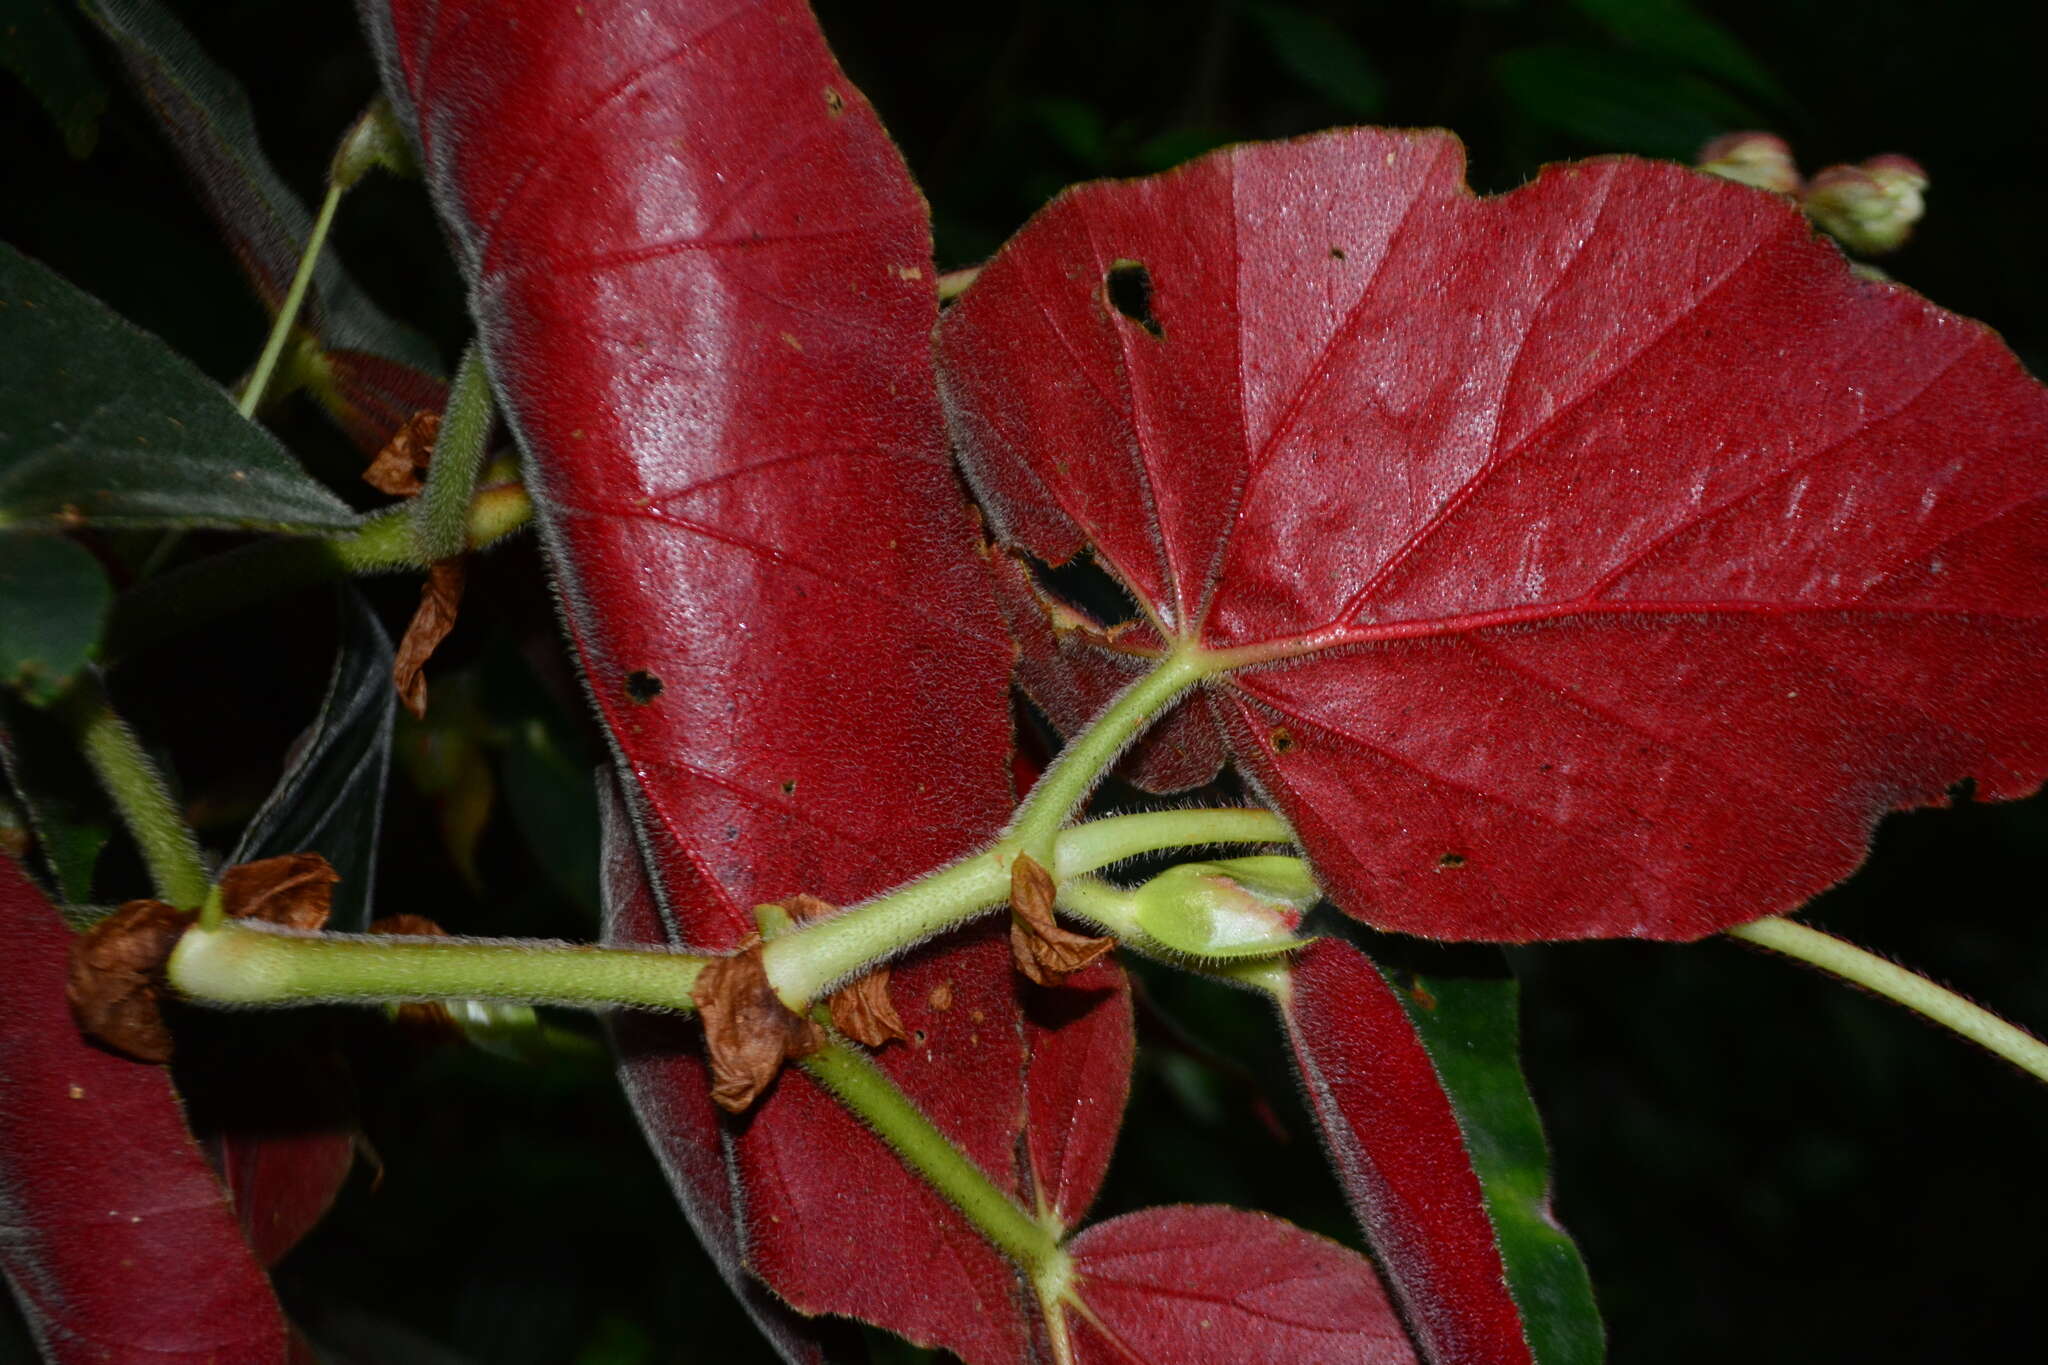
<box><xmin>1003</xmin><ymin>648</ymin><xmax>1210</xmax><ymax>864</ymax></box>
<box><xmin>761</xmin><ymin>804</ymin><xmax>1294</xmax><ymax>1006</ymax></box>
<box><xmin>168</xmin><ymin>919</ymin><xmax>706</xmax><ymax>1013</ymax></box>
<box><xmin>1729</xmin><ymin>916</ymin><xmax>2048</xmax><ymax>1085</ymax></box>
<box><xmin>60</xmin><ymin>673</ymin><xmax>208</xmax><ymax>911</ymax></box>
<box><xmin>800</xmin><ymin>1036</ymin><xmax>1066</xmax><ymax>1276</ymax></box>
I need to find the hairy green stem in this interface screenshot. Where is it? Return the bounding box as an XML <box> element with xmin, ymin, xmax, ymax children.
<box><xmin>102</xmin><ymin>476</ymin><xmax>532</xmax><ymax>664</ymax></box>
<box><xmin>60</xmin><ymin>674</ymin><xmax>207</xmax><ymax>910</ymax></box>
<box><xmin>417</xmin><ymin>343</ymin><xmax>494</xmax><ymax>560</ymax></box>
<box><xmin>1729</xmin><ymin>916</ymin><xmax>2048</xmax><ymax>1085</ymax></box>
<box><xmin>1005</xmin><ymin>649</ymin><xmax>1209</xmax><ymax>863</ymax></box>
<box><xmin>763</xmin><ymin>805</ymin><xmax>1294</xmax><ymax>1006</ymax></box>
<box><xmin>239</xmin><ymin>183</ymin><xmax>342</xmax><ymax>418</ymax></box>
<box><xmin>800</xmin><ymin>1036</ymin><xmax>1065</xmax><ymax>1274</ymax></box>
<box><xmin>168</xmin><ymin>919</ymin><xmax>705</xmax><ymax>1012</ymax></box>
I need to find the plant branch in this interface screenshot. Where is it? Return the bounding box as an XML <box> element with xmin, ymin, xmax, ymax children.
<box><xmin>762</xmin><ymin>805</ymin><xmax>1293</xmax><ymax>1006</ymax></box>
<box><xmin>59</xmin><ymin>673</ymin><xmax>207</xmax><ymax>910</ymax></box>
<box><xmin>168</xmin><ymin>918</ymin><xmax>706</xmax><ymax>1013</ymax></box>
<box><xmin>239</xmin><ymin>183</ymin><xmax>342</xmax><ymax>418</ymax></box>
<box><xmin>1005</xmin><ymin>649</ymin><xmax>1209</xmax><ymax>862</ymax></box>
<box><xmin>1729</xmin><ymin>916</ymin><xmax>2048</xmax><ymax>1085</ymax></box>
<box><xmin>799</xmin><ymin>1034</ymin><xmax>1066</xmax><ymax>1275</ymax></box>
<box><xmin>416</xmin><ymin>342</ymin><xmax>495</xmax><ymax>559</ymax></box>
<box><xmin>102</xmin><ymin>473</ymin><xmax>532</xmax><ymax>664</ymax></box>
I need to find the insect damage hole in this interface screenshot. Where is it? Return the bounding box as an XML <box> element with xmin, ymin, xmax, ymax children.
<box><xmin>1437</xmin><ymin>852</ymin><xmax>1466</xmax><ymax>869</ymax></box>
<box><xmin>1105</xmin><ymin>260</ymin><xmax>1163</xmax><ymax>338</ymax></box>
<box><xmin>625</xmin><ymin>670</ymin><xmax>664</xmax><ymax>704</ymax></box>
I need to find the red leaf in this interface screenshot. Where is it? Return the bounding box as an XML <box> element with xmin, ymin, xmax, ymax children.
<box><xmin>200</xmin><ymin>1043</ymin><xmax>357</xmax><ymax>1270</ymax></box>
<box><xmin>0</xmin><ymin>855</ymin><xmax>288</xmax><ymax>1362</ymax></box>
<box><xmin>1280</xmin><ymin>938</ymin><xmax>1532</xmax><ymax>1365</ymax></box>
<box><xmin>937</xmin><ymin>128</ymin><xmax>2048</xmax><ymax>942</ymax></box>
<box><xmin>1063</xmin><ymin>1205</ymin><xmax>1417</xmax><ymax>1364</ymax></box>
<box><xmin>598</xmin><ymin>780</ymin><xmax>857</xmax><ymax>1365</ymax></box>
<box><xmin>364</xmin><ymin>0</ymin><xmax>1013</xmax><ymax>932</ymax></box>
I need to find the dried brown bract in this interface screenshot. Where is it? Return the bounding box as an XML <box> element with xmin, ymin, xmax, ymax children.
<box><xmin>1008</xmin><ymin>854</ymin><xmax>1113</xmax><ymax>987</ymax></box>
<box><xmin>692</xmin><ymin>937</ymin><xmax>824</xmax><ymax>1112</ymax></box>
<box><xmin>66</xmin><ymin>899</ymin><xmax>191</xmax><ymax>1062</ymax></box>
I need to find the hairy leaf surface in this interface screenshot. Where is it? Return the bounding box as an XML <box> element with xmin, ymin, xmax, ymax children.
<box><xmin>0</xmin><ymin>854</ymin><xmax>287</xmax><ymax>1362</ymax></box>
<box><xmin>0</xmin><ymin>245</ymin><xmax>360</xmax><ymax>534</ymax></box>
<box><xmin>1062</xmin><ymin>1205</ymin><xmax>1417</xmax><ymax>1364</ymax></box>
<box><xmin>362</xmin><ymin>3</ymin><xmax>1068</xmax><ymax>1357</ymax></box>
<box><xmin>938</xmin><ymin>129</ymin><xmax>2048</xmax><ymax>942</ymax></box>
<box><xmin>79</xmin><ymin>0</ymin><xmax>446</xmax><ymax>451</ymax></box>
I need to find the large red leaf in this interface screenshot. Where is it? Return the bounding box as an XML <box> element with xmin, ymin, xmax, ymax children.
<box><xmin>1279</xmin><ymin>938</ymin><xmax>1532</xmax><ymax>1365</ymax></box>
<box><xmin>1062</xmin><ymin>1205</ymin><xmax>1417</xmax><ymax>1364</ymax></box>
<box><xmin>355</xmin><ymin>4</ymin><xmax>1143</xmax><ymax>1357</ymax></box>
<box><xmin>0</xmin><ymin>855</ymin><xmax>289</xmax><ymax>1363</ymax></box>
<box><xmin>936</xmin><ymin>128</ymin><xmax>2048</xmax><ymax>942</ymax></box>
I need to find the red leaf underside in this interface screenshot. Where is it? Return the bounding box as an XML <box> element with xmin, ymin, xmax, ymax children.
<box><xmin>1063</xmin><ymin>1205</ymin><xmax>1417</xmax><ymax>1365</ymax></box>
<box><xmin>360</xmin><ymin>5</ymin><xmax>1138</xmax><ymax>1357</ymax></box>
<box><xmin>937</xmin><ymin>128</ymin><xmax>2048</xmax><ymax>942</ymax></box>
<box><xmin>1280</xmin><ymin>938</ymin><xmax>1532</xmax><ymax>1365</ymax></box>
<box><xmin>0</xmin><ymin>855</ymin><xmax>287</xmax><ymax>1363</ymax></box>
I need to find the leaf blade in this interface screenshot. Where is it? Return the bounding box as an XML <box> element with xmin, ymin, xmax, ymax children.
<box><xmin>0</xmin><ymin>244</ymin><xmax>360</xmax><ymax>533</ymax></box>
<box><xmin>937</xmin><ymin>129</ymin><xmax>2048</xmax><ymax>943</ymax></box>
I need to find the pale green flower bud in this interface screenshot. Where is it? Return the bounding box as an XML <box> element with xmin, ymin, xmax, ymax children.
<box><xmin>1131</xmin><ymin>855</ymin><xmax>1317</xmax><ymax>959</ymax></box>
<box><xmin>1803</xmin><ymin>156</ymin><xmax>1928</xmax><ymax>257</ymax></box>
<box><xmin>1697</xmin><ymin>131</ymin><xmax>1801</xmax><ymax>195</ymax></box>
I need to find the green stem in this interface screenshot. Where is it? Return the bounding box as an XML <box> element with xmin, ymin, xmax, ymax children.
<box><xmin>1005</xmin><ymin>649</ymin><xmax>1209</xmax><ymax>862</ymax></box>
<box><xmin>1729</xmin><ymin>916</ymin><xmax>2048</xmax><ymax>1085</ymax></box>
<box><xmin>800</xmin><ymin>1035</ymin><xmax>1065</xmax><ymax>1274</ymax></box>
<box><xmin>168</xmin><ymin>918</ymin><xmax>705</xmax><ymax>1012</ymax></box>
<box><xmin>239</xmin><ymin>183</ymin><xmax>343</xmax><ymax>419</ymax></box>
<box><xmin>1049</xmin><ymin>806</ymin><xmax>1290</xmax><ymax>879</ymax></box>
<box><xmin>417</xmin><ymin>343</ymin><xmax>494</xmax><ymax>560</ymax></box>
<box><xmin>59</xmin><ymin>674</ymin><xmax>207</xmax><ymax>910</ymax></box>
<box><xmin>102</xmin><ymin>475</ymin><xmax>532</xmax><ymax>664</ymax></box>
<box><xmin>762</xmin><ymin>805</ymin><xmax>1292</xmax><ymax>1006</ymax></box>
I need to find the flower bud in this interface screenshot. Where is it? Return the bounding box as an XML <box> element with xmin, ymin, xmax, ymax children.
<box><xmin>1697</xmin><ymin>131</ymin><xmax>1800</xmax><ymax>195</ymax></box>
<box><xmin>1131</xmin><ymin>855</ymin><xmax>1317</xmax><ymax>959</ymax></box>
<box><xmin>1802</xmin><ymin>155</ymin><xmax>1928</xmax><ymax>256</ymax></box>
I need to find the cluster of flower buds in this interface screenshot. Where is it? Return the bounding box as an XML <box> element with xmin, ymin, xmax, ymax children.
<box><xmin>1697</xmin><ymin>132</ymin><xmax>1929</xmax><ymax>256</ymax></box>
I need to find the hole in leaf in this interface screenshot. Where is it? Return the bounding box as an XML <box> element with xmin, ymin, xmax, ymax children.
<box><xmin>625</xmin><ymin>670</ymin><xmax>664</xmax><ymax>704</ymax></box>
<box><xmin>1329</xmin><ymin>245</ymin><xmax>1347</xmax><ymax>260</ymax></box>
<box><xmin>913</xmin><ymin>1028</ymin><xmax>928</xmax><ymax>1045</ymax></box>
<box><xmin>780</xmin><ymin>779</ymin><xmax>797</xmax><ymax>796</ymax></box>
<box><xmin>1437</xmin><ymin>852</ymin><xmax>1466</xmax><ymax>869</ymax></box>
<box><xmin>1947</xmin><ymin>776</ymin><xmax>1978</xmax><ymax>803</ymax></box>
<box><xmin>1022</xmin><ymin>547</ymin><xmax>1144</xmax><ymax>629</ymax></box>
<box><xmin>1269</xmin><ymin>727</ymin><xmax>1295</xmax><ymax>754</ymax></box>
<box><xmin>1105</xmin><ymin>260</ymin><xmax>1163</xmax><ymax>338</ymax></box>
<box><xmin>823</xmin><ymin>86</ymin><xmax>844</xmax><ymax>116</ymax></box>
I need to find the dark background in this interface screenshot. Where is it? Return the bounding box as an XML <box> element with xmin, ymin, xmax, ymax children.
<box><xmin>4</xmin><ymin>1</ymin><xmax>2047</xmax><ymax>1360</ymax></box>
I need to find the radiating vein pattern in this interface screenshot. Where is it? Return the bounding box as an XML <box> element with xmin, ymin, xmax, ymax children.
<box><xmin>938</xmin><ymin>127</ymin><xmax>2048</xmax><ymax>940</ymax></box>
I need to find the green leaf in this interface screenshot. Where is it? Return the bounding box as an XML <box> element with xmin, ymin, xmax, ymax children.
<box><xmin>1240</xmin><ymin>2</ymin><xmax>1386</xmax><ymax>118</ymax></box>
<box><xmin>0</xmin><ymin>0</ymin><xmax>109</xmax><ymax>157</ymax></box>
<box><xmin>75</xmin><ymin>0</ymin><xmax>439</xmax><ymax>374</ymax></box>
<box><xmin>1568</xmin><ymin>0</ymin><xmax>1790</xmax><ymax>108</ymax></box>
<box><xmin>0</xmin><ymin>534</ymin><xmax>109</xmax><ymax>704</ymax></box>
<box><xmin>230</xmin><ymin>589</ymin><xmax>394</xmax><ymax>932</ymax></box>
<box><xmin>1381</xmin><ymin>947</ymin><xmax>1605</xmax><ymax>1365</ymax></box>
<box><xmin>0</xmin><ymin>243</ymin><xmax>360</xmax><ymax>533</ymax></box>
<box><xmin>0</xmin><ymin>699</ymin><xmax>109</xmax><ymax>904</ymax></box>
<box><xmin>1494</xmin><ymin>42</ymin><xmax>1760</xmax><ymax>160</ymax></box>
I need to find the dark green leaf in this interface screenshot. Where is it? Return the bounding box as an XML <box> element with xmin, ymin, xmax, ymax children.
<box><xmin>1240</xmin><ymin>2</ymin><xmax>1386</xmax><ymax>118</ymax></box>
<box><xmin>1494</xmin><ymin>42</ymin><xmax>1759</xmax><ymax>160</ymax></box>
<box><xmin>229</xmin><ymin>588</ymin><xmax>394</xmax><ymax>931</ymax></box>
<box><xmin>0</xmin><ymin>533</ymin><xmax>109</xmax><ymax>704</ymax></box>
<box><xmin>0</xmin><ymin>699</ymin><xmax>109</xmax><ymax>903</ymax></box>
<box><xmin>0</xmin><ymin>0</ymin><xmax>109</xmax><ymax>157</ymax></box>
<box><xmin>0</xmin><ymin>243</ymin><xmax>360</xmax><ymax>532</ymax></box>
<box><xmin>75</xmin><ymin>0</ymin><xmax>440</xmax><ymax>374</ymax></box>
<box><xmin>1387</xmin><ymin>951</ymin><xmax>1605</xmax><ymax>1365</ymax></box>
<box><xmin>1569</xmin><ymin>0</ymin><xmax>1790</xmax><ymax>107</ymax></box>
